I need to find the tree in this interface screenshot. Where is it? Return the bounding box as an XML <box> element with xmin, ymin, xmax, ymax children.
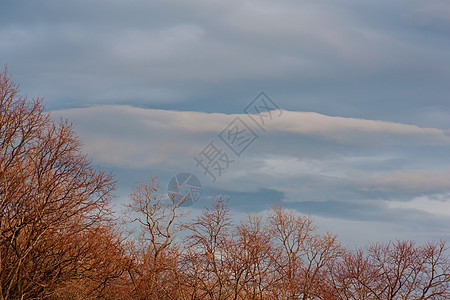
<box><xmin>268</xmin><ymin>202</ymin><xmax>345</xmax><ymax>299</ymax></box>
<box><xmin>180</xmin><ymin>199</ymin><xmax>346</xmax><ymax>300</ymax></box>
<box><xmin>4</xmin><ymin>69</ymin><xmax>448</xmax><ymax>300</ymax></box>
<box><xmin>124</xmin><ymin>177</ymin><xmax>186</xmax><ymax>299</ymax></box>
<box><xmin>328</xmin><ymin>240</ymin><xmax>450</xmax><ymax>299</ymax></box>
<box><xmin>227</xmin><ymin>213</ymin><xmax>279</xmax><ymax>299</ymax></box>
<box><xmin>0</xmin><ymin>67</ymin><xmax>119</xmax><ymax>299</ymax></box>
<box><xmin>182</xmin><ymin>195</ymin><xmax>233</xmax><ymax>299</ymax></box>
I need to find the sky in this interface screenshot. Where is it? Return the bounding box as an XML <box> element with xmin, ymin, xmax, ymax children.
<box><xmin>2</xmin><ymin>0</ymin><xmax>450</xmax><ymax>246</ymax></box>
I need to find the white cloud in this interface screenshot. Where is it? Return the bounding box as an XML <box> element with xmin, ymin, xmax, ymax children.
<box><xmin>388</xmin><ymin>193</ymin><xmax>450</xmax><ymax>216</ymax></box>
<box><xmin>269</xmin><ymin>111</ymin><xmax>450</xmax><ymax>144</ymax></box>
<box><xmin>356</xmin><ymin>170</ymin><xmax>450</xmax><ymax>193</ymax></box>
<box><xmin>52</xmin><ymin>105</ymin><xmax>450</xmax><ymax>168</ymax></box>
<box><xmin>50</xmin><ymin>105</ymin><xmax>450</xmax><ymax>203</ymax></box>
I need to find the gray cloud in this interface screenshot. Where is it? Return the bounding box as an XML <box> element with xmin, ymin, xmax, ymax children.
<box><xmin>52</xmin><ymin>105</ymin><xmax>450</xmax><ymax>167</ymax></box>
<box><xmin>3</xmin><ymin>0</ymin><xmax>450</xmax><ymax>245</ymax></box>
<box><xmin>51</xmin><ymin>105</ymin><xmax>450</xmax><ymax>246</ymax></box>
<box><xmin>1</xmin><ymin>0</ymin><xmax>449</xmax><ymax>123</ymax></box>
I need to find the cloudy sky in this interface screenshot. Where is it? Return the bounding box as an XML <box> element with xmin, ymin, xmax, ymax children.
<box><xmin>2</xmin><ymin>0</ymin><xmax>450</xmax><ymax>246</ymax></box>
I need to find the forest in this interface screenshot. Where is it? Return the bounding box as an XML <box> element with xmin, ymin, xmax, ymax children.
<box><xmin>1</xmin><ymin>68</ymin><xmax>449</xmax><ymax>299</ymax></box>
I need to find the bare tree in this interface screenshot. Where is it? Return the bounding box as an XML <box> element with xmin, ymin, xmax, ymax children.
<box><xmin>182</xmin><ymin>195</ymin><xmax>232</xmax><ymax>300</ymax></box>
<box><xmin>0</xmin><ymin>67</ymin><xmax>118</xmax><ymax>299</ymax></box>
<box><xmin>49</xmin><ymin>225</ymin><xmax>133</xmax><ymax>299</ymax></box>
<box><xmin>228</xmin><ymin>213</ymin><xmax>279</xmax><ymax>300</ymax></box>
<box><xmin>4</xmin><ymin>70</ymin><xmax>448</xmax><ymax>300</ymax></box>
<box><xmin>119</xmin><ymin>179</ymin><xmax>450</xmax><ymax>299</ymax></box>
<box><xmin>268</xmin><ymin>202</ymin><xmax>345</xmax><ymax>299</ymax></box>
<box><xmin>328</xmin><ymin>240</ymin><xmax>450</xmax><ymax>299</ymax></box>
<box><xmin>123</xmin><ymin>177</ymin><xmax>186</xmax><ymax>299</ymax></box>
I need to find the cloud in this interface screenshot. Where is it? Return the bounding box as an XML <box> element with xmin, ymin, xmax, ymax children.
<box><xmin>2</xmin><ymin>0</ymin><xmax>450</xmax><ymax>121</ymax></box>
<box><xmin>409</xmin><ymin>2</ymin><xmax>450</xmax><ymax>31</ymax></box>
<box><xmin>3</xmin><ymin>0</ymin><xmax>450</xmax><ymax>245</ymax></box>
<box><xmin>51</xmin><ymin>105</ymin><xmax>450</xmax><ymax>208</ymax></box>
<box><xmin>52</xmin><ymin>105</ymin><xmax>450</xmax><ymax>168</ymax></box>
<box><xmin>388</xmin><ymin>193</ymin><xmax>450</xmax><ymax>217</ymax></box>
<box><xmin>268</xmin><ymin>111</ymin><xmax>450</xmax><ymax>145</ymax></box>
<box><xmin>355</xmin><ymin>169</ymin><xmax>450</xmax><ymax>194</ymax></box>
